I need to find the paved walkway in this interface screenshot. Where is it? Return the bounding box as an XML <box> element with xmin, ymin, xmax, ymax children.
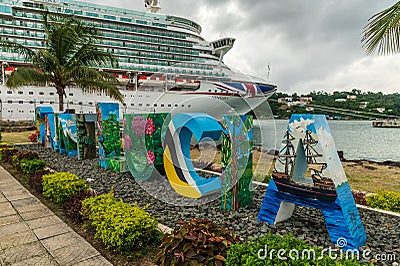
<box><xmin>0</xmin><ymin>166</ymin><xmax>112</xmax><ymax>266</ymax></box>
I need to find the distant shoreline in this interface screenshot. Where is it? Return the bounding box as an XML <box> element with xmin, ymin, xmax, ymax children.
<box><xmin>343</xmin><ymin>159</ymin><xmax>400</xmax><ymax>167</ymax></box>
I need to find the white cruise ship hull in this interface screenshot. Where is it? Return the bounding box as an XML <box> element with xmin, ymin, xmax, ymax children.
<box><xmin>0</xmin><ymin>85</ymin><xmax>273</xmax><ymax>121</ymax></box>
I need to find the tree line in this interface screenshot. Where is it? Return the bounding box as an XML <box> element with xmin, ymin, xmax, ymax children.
<box><xmin>266</xmin><ymin>90</ymin><xmax>400</xmax><ymax>120</ymax></box>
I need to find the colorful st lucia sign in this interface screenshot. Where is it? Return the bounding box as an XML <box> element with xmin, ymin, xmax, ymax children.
<box><xmin>163</xmin><ymin>113</ymin><xmax>222</xmax><ymax>198</ymax></box>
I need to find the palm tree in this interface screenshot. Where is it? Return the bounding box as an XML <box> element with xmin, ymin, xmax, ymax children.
<box><xmin>362</xmin><ymin>2</ymin><xmax>400</xmax><ymax>55</ymax></box>
<box><xmin>0</xmin><ymin>11</ymin><xmax>123</xmax><ymax>112</ymax></box>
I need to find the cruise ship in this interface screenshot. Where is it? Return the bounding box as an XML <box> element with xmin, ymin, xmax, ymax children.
<box><xmin>0</xmin><ymin>0</ymin><xmax>277</xmax><ymax>121</ymax></box>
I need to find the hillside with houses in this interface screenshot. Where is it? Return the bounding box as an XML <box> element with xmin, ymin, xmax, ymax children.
<box><xmin>264</xmin><ymin>89</ymin><xmax>400</xmax><ymax>120</ymax></box>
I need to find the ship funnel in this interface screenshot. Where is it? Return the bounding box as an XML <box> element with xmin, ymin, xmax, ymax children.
<box><xmin>144</xmin><ymin>0</ymin><xmax>161</xmax><ymax>13</ymax></box>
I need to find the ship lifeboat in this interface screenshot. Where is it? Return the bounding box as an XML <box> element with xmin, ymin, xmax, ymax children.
<box><xmin>113</xmin><ymin>74</ymin><xmax>131</xmax><ymax>84</ymax></box>
<box><xmin>138</xmin><ymin>75</ymin><xmax>165</xmax><ymax>86</ymax></box>
<box><xmin>5</xmin><ymin>67</ymin><xmax>16</xmax><ymax>75</ymax></box>
<box><xmin>175</xmin><ymin>78</ymin><xmax>200</xmax><ymax>88</ymax></box>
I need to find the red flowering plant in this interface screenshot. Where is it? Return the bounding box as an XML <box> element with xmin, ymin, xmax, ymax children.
<box><xmin>28</xmin><ymin>131</ymin><xmax>40</xmax><ymax>143</ymax></box>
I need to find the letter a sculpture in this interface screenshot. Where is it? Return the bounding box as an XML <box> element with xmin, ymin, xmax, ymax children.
<box><xmin>258</xmin><ymin>114</ymin><xmax>366</xmax><ymax>250</ymax></box>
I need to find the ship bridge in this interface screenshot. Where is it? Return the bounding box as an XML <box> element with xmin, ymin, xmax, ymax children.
<box><xmin>211</xmin><ymin>37</ymin><xmax>236</xmax><ymax>62</ymax></box>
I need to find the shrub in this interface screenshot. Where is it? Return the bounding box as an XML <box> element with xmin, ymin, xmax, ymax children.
<box><xmin>81</xmin><ymin>192</ymin><xmax>160</xmax><ymax>254</ymax></box>
<box><xmin>0</xmin><ymin>147</ymin><xmax>18</xmax><ymax>164</ymax></box>
<box><xmin>12</xmin><ymin>151</ymin><xmax>39</xmax><ymax>170</ymax></box>
<box><xmin>42</xmin><ymin>172</ymin><xmax>89</xmax><ymax>204</ymax></box>
<box><xmin>352</xmin><ymin>190</ymin><xmax>367</xmax><ymax>205</ymax></box>
<box><xmin>156</xmin><ymin>218</ymin><xmax>240</xmax><ymax>266</ymax></box>
<box><xmin>226</xmin><ymin>233</ymin><xmax>365</xmax><ymax>266</ymax></box>
<box><xmin>28</xmin><ymin>170</ymin><xmax>50</xmax><ymax>193</ymax></box>
<box><xmin>63</xmin><ymin>190</ymin><xmax>97</xmax><ymax>221</ymax></box>
<box><xmin>20</xmin><ymin>158</ymin><xmax>46</xmax><ymax>174</ymax></box>
<box><xmin>367</xmin><ymin>191</ymin><xmax>400</xmax><ymax>213</ymax></box>
<box><xmin>11</xmin><ymin>154</ymin><xmax>19</xmax><ymax>168</ymax></box>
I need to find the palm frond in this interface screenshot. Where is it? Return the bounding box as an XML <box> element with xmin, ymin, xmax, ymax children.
<box><xmin>0</xmin><ymin>40</ymin><xmax>35</xmax><ymax>61</ymax></box>
<box><xmin>362</xmin><ymin>1</ymin><xmax>400</xmax><ymax>55</ymax></box>
<box><xmin>31</xmin><ymin>49</ymin><xmax>60</xmax><ymax>79</ymax></box>
<box><xmin>69</xmin><ymin>67</ymin><xmax>124</xmax><ymax>103</ymax></box>
<box><xmin>73</xmin><ymin>19</ymin><xmax>98</xmax><ymax>41</ymax></box>
<box><xmin>6</xmin><ymin>67</ymin><xmax>48</xmax><ymax>89</ymax></box>
<box><xmin>68</xmin><ymin>43</ymin><xmax>116</xmax><ymax>68</ymax></box>
<box><xmin>53</xmin><ymin>26</ymin><xmax>79</xmax><ymax>64</ymax></box>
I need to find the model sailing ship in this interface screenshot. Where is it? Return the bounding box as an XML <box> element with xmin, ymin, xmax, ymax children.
<box><xmin>272</xmin><ymin>130</ymin><xmax>337</xmax><ymax>202</ymax></box>
<box><xmin>0</xmin><ymin>0</ymin><xmax>276</xmax><ymax>121</ymax></box>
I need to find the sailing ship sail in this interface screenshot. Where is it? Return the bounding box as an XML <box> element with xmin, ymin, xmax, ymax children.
<box><xmin>272</xmin><ymin>130</ymin><xmax>337</xmax><ymax>202</ymax></box>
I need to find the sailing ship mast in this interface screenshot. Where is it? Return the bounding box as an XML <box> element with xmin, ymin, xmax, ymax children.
<box><xmin>275</xmin><ymin>130</ymin><xmax>296</xmax><ymax>177</ymax></box>
<box><xmin>303</xmin><ymin>130</ymin><xmax>327</xmax><ymax>174</ymax></box>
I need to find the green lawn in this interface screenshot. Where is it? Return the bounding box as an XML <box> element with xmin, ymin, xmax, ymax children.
<box><xmin>1</xmin><ymin>130</ymin><xmax>36</xmax><ymax>144</ymax></box>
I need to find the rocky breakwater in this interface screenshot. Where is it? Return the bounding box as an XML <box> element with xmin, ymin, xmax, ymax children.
<box><xmin>19</xmin><ymin>144</ymin><xmax>400</xmax><ymax>265</ymax></box>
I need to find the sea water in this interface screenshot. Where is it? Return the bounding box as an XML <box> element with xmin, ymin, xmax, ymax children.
<box><xmin>254</xmin><ymin>120</ymin><xmax>399</xmax><ymax>162</ymax></box>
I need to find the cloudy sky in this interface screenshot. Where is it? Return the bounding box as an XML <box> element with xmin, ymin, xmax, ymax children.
<box><xmin>89</xmin><ymin>0</ymin><xmax>400</xmax><ymax>94</ymax></box>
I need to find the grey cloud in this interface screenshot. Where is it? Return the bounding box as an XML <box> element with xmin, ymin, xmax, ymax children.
<box><xmin>92</xmin><ymin>0</ymin><xmax>399</xmax><ymax>93</ymax></box>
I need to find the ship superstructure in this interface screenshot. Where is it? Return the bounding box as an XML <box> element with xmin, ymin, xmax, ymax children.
<box><xmin>0</xmin><ymin>0</ymin><xmax>277</xmax><ymax>120</ymax></box>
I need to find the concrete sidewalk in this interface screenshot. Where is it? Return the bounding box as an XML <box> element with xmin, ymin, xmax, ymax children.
<box><xmin>0</xmin><ymin>166</ymin><xmax>112</xmax><ymax>266</ymax></box>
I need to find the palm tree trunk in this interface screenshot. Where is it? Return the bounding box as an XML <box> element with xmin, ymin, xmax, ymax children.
<box><xmin>58</xmin><ymin>92</ymin><xmax>64</xmax><ymax>112</ymax></box>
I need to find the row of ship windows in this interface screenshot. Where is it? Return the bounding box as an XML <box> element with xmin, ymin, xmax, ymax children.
<box><xmin>3</xmin><ymin>100</ymin><xmax>95</xmax><ymax>105</ymax></box>
<box><xmin>4</xmin><ymin>110</ymin><xmax>35</xmax><ymax>113</ymax></box>
<box><xmin>21</xmin><ymin>1</ymin><xmax>201</xmax><ymax>34</ymax></box>
<box><xmin>105</xmin><ymin>48</ymin><xmax>197</xmax><ymax>62</ymax></box>
<box><xmin>0</xmin><ymin>56</ymin><xmax>226</xmax><ymax>78</ymax></box>
<box><xmin>11</xmin><ymin>11</ymin><xmax>189</xmax><ymax>40</ymax></box>
<box><xmin>118</xmin><ymin>58</ymin><xmax>212</xmax><ymax>70</ymax></box>
<box><xmin>0</xmin><ymin>44</ymin><xmax>207</xmax><ymax>68</ymax></box>
<box><xmin>2</xmin><ymin>100</ymin><xmax>193</xmax><ymax>108</ymax></box>
<box><xmin>4</xmin><ymin>39</ymin><xmax>190</xmax><ymax>59</ymax></box>
<box><xmin>3</xmin><ymin>90</ymin><xmax>223</xmax><ymax>96</ymax></box>
<box><xmin>2</xmin><ymin>91</ymin><xmax>75</xmax><ymax>96</ymax></box>
<box><xmin>101</xmin><ymin>32</ymin><xmax>193</xmax><ymax>49</ymax></box>
<box><xmin>4</xmin><ymin>100</ymin><xmax>53</xmax><ymax>104</ymax></box>
<box><xmin>129</xmin><ymin>103</ymin><xmax>192</xmax><ymax>108</ymax></box>
<box><xmin>0</xmin><ymin>24</ymin><xmax>196</xmax><ymax>52</ymax></box>
<box><xmin>4</xmin><ymin>109</ymin><xmax>95</xmax><ymax>114</ymax></box>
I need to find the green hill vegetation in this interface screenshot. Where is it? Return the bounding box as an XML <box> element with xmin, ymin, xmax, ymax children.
<box><xmin>266</xmin><ymin>89</ymin><xmax>400</xmax><ymax>120</ymax></box>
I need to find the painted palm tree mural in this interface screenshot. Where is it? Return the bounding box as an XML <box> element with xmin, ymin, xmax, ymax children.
<box><xmin>0</xmin><ymin>11</ymin><xmax>123</xmax><ymax>111</ymax></box>
<box><xmin>362</xmin><ymin>2</ymin><xmax>400</xmax><ymax>55</ymax></box>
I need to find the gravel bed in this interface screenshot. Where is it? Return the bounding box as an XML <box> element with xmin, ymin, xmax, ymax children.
<box><xmin>19</xmin><ymin>144</ymin><xmax>399</xmax><ymax>265</ymax></box>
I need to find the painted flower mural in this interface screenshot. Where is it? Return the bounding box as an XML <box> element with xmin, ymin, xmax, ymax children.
<box><xmin>124</xmin><ymin>134</ymin><xmax>132</xmax><ymax>151</ymax></box>
<box><xmin>132</xmin><ymin>116</ymin><xmax>146</xmax><ymax>136</ymax></box>
<box><xmin>124</xmin><ymin>113</ymin><xmax>169</xmax><ymax>181</ymax></box>
<box><xmin>145</xmin><ymin>117</ymin><xmax>155</xmax><ymax>135</ymax></box>
<box><xmin>147</xmin><ymin>150</ymin><xmax>155</xmax><ymax>164</ymax></box>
